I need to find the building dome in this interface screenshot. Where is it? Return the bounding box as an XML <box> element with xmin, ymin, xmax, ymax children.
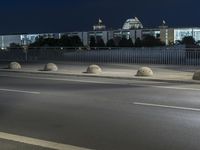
<box><xmin>122</xmin><ymin>17</ymin><xmax>143</xmax><ymax>30</ymax></box>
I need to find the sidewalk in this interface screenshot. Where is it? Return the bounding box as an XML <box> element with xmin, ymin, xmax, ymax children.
<box><xmin>0</xmin><ymin>62</ymin><xmax>199</xmax><ymax>84</ymax></box>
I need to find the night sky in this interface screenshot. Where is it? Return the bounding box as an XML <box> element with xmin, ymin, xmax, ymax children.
<box><xmin>0</xmin><ymin>0</ymin><xmax>199</xmax><ymax>34</ymax></box>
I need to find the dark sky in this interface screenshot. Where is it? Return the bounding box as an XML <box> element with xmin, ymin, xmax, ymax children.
<box><xmin>0</xmin><ymin>0</ymin><xmax>199</xmax><ymax>34</ymax></box>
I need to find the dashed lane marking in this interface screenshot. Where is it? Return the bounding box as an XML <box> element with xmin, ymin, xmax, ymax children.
<box><xmin>0</xmin><ymin>132</ymin><xmax>92</xmax><ymax>150</ymax></box>
<box><xmin>0</xmin><ymin>88</ymin><xmax>40</xmax><ymax>94</ymax></box>
<box><xmin>134</xmin><ymin>102</ymin><xmax>200</xmax><ymax>112</ymax></box>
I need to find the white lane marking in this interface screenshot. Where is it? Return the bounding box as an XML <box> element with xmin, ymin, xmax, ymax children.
<box><xmin>150</xmin><ymin>85</ymin><xmax>200</xmax><ymax>91</ymax></box>
<box><xmin>29</xmin><ymin>77</ymin><xmax>113</xmax><ymax>84</ymax></box>
<box><xmin>0</xmin><ymin>88</ymin><xmax>40</xmax><ymax>95</ymax></box>
<box><xmin>134</xmin><ymin>102</ymin><xmax>200</xmax><ymax>112</ymax></box>
<box><xmin>0</xmin><ymin>74</ymin><xmax>114</xmax><ymax>84</ymax></box>
<box><xmin>1</xmin><ymin>74</ymin><xmax>200</xmax><ymax>91</ymax></box>
<box><xmin>0</xmin><ymin>132</ymin><xmax>92</xmax><ymax>150</ymax></box>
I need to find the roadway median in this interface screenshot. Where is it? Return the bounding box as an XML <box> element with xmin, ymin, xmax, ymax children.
<box><xmin>0</xmin><ymin>62</ymin><xmax>199</xmax><ymax>84</ymax></box>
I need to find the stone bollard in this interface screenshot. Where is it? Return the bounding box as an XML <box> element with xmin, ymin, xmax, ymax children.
<box><xmin>193</xmin><ymin>70</ymin><xmax>200</xmax><ymax>80</ymax></box>
<box><xmin>8</xmin><ymin>62</ymin><xmax>21</xmax><ymax>70</ymax></box>
<box><xmin>44</xmin><ymin>63</ymin><xmax>58</xmax><ymax>71</ymax></box>
<box><xmin>86</xmin><ymin>65</ymin><xmax>102</xmax><ymax>74</ymax></box>
<box><xmin>136</xmin><ymin>67</ymin><xmax>153</xmax><ymax>77</ymax></box>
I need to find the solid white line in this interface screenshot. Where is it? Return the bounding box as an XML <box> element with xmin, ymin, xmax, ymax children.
<box><xmin>1</xmin><ymin>74</ymin><xmax>200</xmax><ymax>91</ymax></box>
<box><xmin>0</xmin><ymin>88</ymin><xmax>40</xmax><ymax>94</ymax></box>
<box><xmin>150</xmin><ymin>85</ymin><xmax>200</xmax><ymax>91</ymax></box>
<box><xmin>0</xmin><ymin>74</ymin><xmax>114</xmax><ymax>84</ymax></box>
<box><xmin>0</xmin><ymin>132</ymin><xmax>92</xmax><ymax>150</ymax></box>
<box><xmin>29</xmin><ymin>77</ymin><xmax>113</xmax><ymax>84</ymax></box>
<box><xmin>134</xmin><ymin>102</ymin><xmax>200</xmax><ymax>112</ymax></box>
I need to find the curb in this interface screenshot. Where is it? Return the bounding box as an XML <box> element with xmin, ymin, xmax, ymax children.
<box><xmin>0</xmin><ymin>69</ymin><xmax>199</xmax><ymax>85</ymax></box>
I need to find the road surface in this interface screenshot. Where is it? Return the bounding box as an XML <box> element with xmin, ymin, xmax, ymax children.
<box><xmin>0</xmin><ymin>72</ymin><xmax>200</xmax><ymax>150</ymax></box>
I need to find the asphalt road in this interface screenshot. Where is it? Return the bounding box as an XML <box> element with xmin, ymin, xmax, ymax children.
<box><xmin>0</xmin><ymin>72</ymin><xmax>200</xmax><ymax>150</ymax></box>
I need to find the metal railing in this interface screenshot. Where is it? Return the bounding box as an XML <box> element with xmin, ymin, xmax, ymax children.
<box><xmin>0</xmin><ymin>46</ymin><xmax>200</xmax><ymax>66</ymax></box>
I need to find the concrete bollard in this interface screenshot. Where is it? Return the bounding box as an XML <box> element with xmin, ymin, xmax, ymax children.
<box><xmin>86</xmin><ymin>65</ymin><xmax>102</xmax><ymax>74</ymax></box>
<box><xmin>8</xmin><ymin>62</ymin><xmax>21</xmax><ymax>70</ymax></box>
<box><xmin>136</xmin><ymin>67</ymin><xmax>153</xmax><ymax>77</ymax></box>
<box><xmin>193</xmin><ymin>70</ymin><xmax>200</xmax><ymax>80</ymax></box>
<box><xmin>44</xmin><ymin>63</ymin><xmax>58</xmax><ymax>71</ymax></box>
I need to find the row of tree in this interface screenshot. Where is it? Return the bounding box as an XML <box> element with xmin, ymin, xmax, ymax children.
<box><xmin>177</xmin><ymin>36</ymin><xmax>200</xmax><ymax>47</ymax></box>
<box><xmin>28</xmin><ymin>34</ymin><xmax>165</xmax><ymax>48</ymax></box>
<box><xmin>90</xmin><ymin>35</ymin><xmax>165</xmax><ymax>47</ymax></box>
<box><xmin>91</xmin><ymin>36</ymin><xmax>200</xmax><ymax>48</ymax></box>
<box><xmin>7</xmin><ymin>35</ymin><xmax>200</xmax><ymax>49</ymax></box>
<box><xmin>30</xmin><ymin>35</ymin><xmax>83</xmax><ymax>47</ymax></box>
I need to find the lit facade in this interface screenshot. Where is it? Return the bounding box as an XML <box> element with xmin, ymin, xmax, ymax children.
<box><xmin>159</xmin><ymin>28</ymin><xmax>200</xmax><ymax>45</ymax></box>
<box><xmin>174</xmin><ymin>28</ymin><xmax>200</xmax><ymax>43</ymax></box>
<box><xmin>21</xmin><ymin>34</ymin><xmax>39</xmax><ymax>46</ymax></box>
<box><xmin>0</xmin><ymin>35</ymin><xmax>21</xmax><ymax>49</ymax></box>
<box><xmin>1</xmin><ymin>18</ymin><xmax>200</xmax><ymax>49</ymax></box>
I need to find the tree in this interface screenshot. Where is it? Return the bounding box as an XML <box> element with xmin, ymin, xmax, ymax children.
<box><xmin>30</xmin><ymin>35</ymin><xmax>83</xmax><ymax>47</ymax></box>
<box><xmin>44</xmin><ymin>38</ymin><xmax>59</xmax><ymax>47</ymax></box>
<box><xmin>9</xmin><ymin>43</ymin><xmax>23</xmax><ymax>49</ymax></box>
<box><xmin>134</xmin><ymin>38</ymin><xmax>142</xmax><ymax>47</ymax></box>
<box><xmin>30</xmin><ymin>37</ymin><xmax>59</xmax><ymax>47</ymax></box>
<box><xmin>106</xmin><ymin>39</ymin><xmax>116</xmax><ymax>47</ymax></box>
<box><xmin>30</xmin><ymin>37</ymin><xmax>45</xmax><ymax>47</ymax></box>
<box><xmin>113</xmin><ymin>37</ymin><xmax>121</xmax><ymax>47</ymax></box>
<box><xmin>181</xmin><ymin>36</ymin><xmax>196</xmax><ymax>46</ymax></box>
<box><xmin>142</xmin><ymin>35</ymin><xmax>165</xmax><ymax>47</ymax></box>
<box><xmin>70</xmin><ymin>36</ymin><xmax>83</xmax><ymax>47</ymax></box>
<box><xmin>127</xmin><ymin>39</ymin><xmax>134</xmax><ymax>47</ymax></box>
<box><xmin>90</xmin><ymin>36</ymin><xmax>96</xmax><ymax>47</ymax></box>
<box><xmin>118</xmin><ymin>38</ymin><xmax>134</xmax><ymax>47</ymax></box>
<box><xmin>59</xmin><ymin>35</ymin><xmax>72</xmax><ymax>47</ymax></box>
<box><xmin>96</xmin><ymin>38</ymin><xmax>105</xmax><ymax>47</ymax></box>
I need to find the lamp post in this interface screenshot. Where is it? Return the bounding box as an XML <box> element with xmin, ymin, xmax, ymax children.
<box><xmin>22</xmin><ymin>45</ymin><xmax>28</xmax><ymax>63</ymax></box>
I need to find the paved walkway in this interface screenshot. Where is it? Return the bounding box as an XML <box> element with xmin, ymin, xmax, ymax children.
<box><xmin>0</xmin><ymin>62</ymin><xmax>199</xmax><ymax>83</ymax></box>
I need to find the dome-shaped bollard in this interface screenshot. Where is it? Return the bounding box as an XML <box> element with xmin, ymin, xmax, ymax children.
<box><xmin>86</xmin><ymin>65</ymin><xmax>102</xmax><ymax>74</ymax></box>
<box><xmin>193</xmin><ymin>70</ymin><xmax>200</xmax><ymax>80</ymax></box>
<box><xmin>44</xmin><ymin>63</ymin><xmax>58</xmax><ymax>71</ymax></box>
<box><xmin>136</xmin><ymin>67</ymin><xmax>153</xmax><ymax>77</ymax></box>
<box><xmin>8</xmin><ymin>62</ymin><xmax>21</xmax><ymax>70</ymax></box>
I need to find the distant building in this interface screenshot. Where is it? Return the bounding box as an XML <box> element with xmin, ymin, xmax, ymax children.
<box><xmin>21</xmin><ymin>34</ymin><xmax>39</xmax><ymax>46</ymax></box>
<box><xmin>93</xmin><ymin>19</ymin><xmax>106</xmax><ymax>31</ymax></box>
<box><xmin>160</xmin><ymin>27</ymin><xmax>200</xmax><ymax>45</ymax></box>
<box><xmin>0</xmin><ymin>35</ymin><xmax>21</xmax><ymax>49</ymax></box>
<box><xmin>0</xmin><ymin>33</ymin><xmax>61</xmax><ymax>49</ymax></box>
<box><xmin>1</xmin><ymin>18</ymin><xmax>200</xmax><ymax>49</ymax></box>
<box><xmin>122</xmin><ymin>17</ymin><xmax>143</xmax><ymax>30</ymax></box>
